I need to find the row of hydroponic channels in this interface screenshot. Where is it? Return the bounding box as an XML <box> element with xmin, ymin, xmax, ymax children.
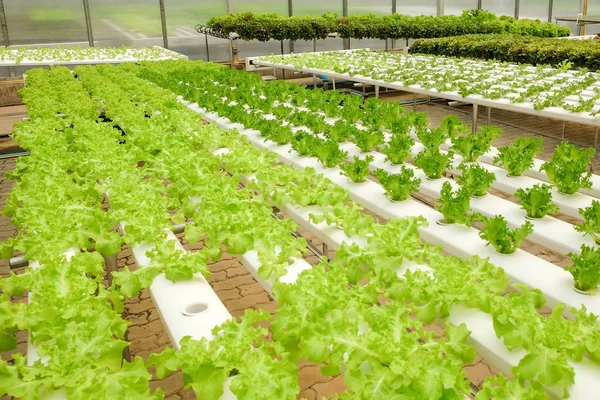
<box><xmin>0</xmin><ymin>59</ymin><xmax>599</xmax><ymax>399</ymax></box>
<box><xmin>257</xmin><ymin>49</ymin><xmax>600</xmax><ymax>118</ymax></box>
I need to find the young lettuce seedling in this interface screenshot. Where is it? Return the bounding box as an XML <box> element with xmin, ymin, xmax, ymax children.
<box><xmin>514</xmin><ymin>184</ymin><xmax>559</xmax><ymax>219</ymax></box>
<box><xmin>435</xmin><ymin>182</ymin><xmax>478</xmax><ymax>226</ymax></box>
<box><xmin>451</xmin><ymin>126</ymin><xmax>502</xmax><ymax>162</ymax></box>
<box><xmin>353</xmin><ymin>129</ymin><xmax>385</xmax><ymax>153</ymax></box>
<box><xmin>374</xmin><ymin>167</ymin><xmax>421</xmax><ymax>201</ymax></box>
<box><xmin>575</xmin><ymin>200</ymin><xmax>600</xmax><ymax>245</ymax></box>
<box><xmin>457</xmin><ymin>163</ymin><xmax>496</xmax><ymax>197</ymax></box>
<box><xmin>540</xmin><ymin>141</ymin><xmax>594</xmax><ymax>194</ymax></box>
<box><xmin>493</xmin><ymin>137</ymin><xmax>544</xmax><ymax>177</ymax></box>
<box><xmin>566</xmin><ymin>245</ymin><xmax>600</xmax><ymax>295</ymax></box>
<box><xmin>381</xmin><ymin>132</ymin><xmax>414</xmax><ymax>165</ymax></box>
<box><xmin>340</xmin><ymin>155</ymin><xmax>374</xmax><ymax>183</ymax></box>
<box><xmin>291</xmin><ymin>131</ymin><xmax>316</xmax><ymax>156</ymax></box>
<box><xmin>311</xmin><ymin>138</ymin><xmax>348</xmax><ymax>168</ymax></box>
<box><xmin>479</xmin><ymin>215</ymin><xmax>533</xmax><ymax>254</ymax></box>
<box><xmin>414</xmin><ymin>148</ymin><xmax>454</xmax><ymax>179</ymax></box>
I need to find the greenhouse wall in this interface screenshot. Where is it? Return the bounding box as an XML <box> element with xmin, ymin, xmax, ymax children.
<box><xmin>0</xmin><ymin>0</ymin><xmax>589</xmax><ymax>62</ymax></box>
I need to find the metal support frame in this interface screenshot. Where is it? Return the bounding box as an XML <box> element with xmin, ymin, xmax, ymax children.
<box><xmin>103</xmin><ymin>254</ymin><xmax>118</xmax><ymax>286</ymax></box>
<box><xmin>477</xmin><ymin>0</ymin><xmax>482</xmax><ymax>10</ymax></box>
<box><xmin>229</xmin><ymin>39</ymin><xmax>235</xmax><ymax>69</ymax></box>
<box><xmin>437</xmin><ymin>0</ymin><xmax>444</xmax><ymax>16</ymax></box>
<box><xmin>593</xmin><ymin>127</ymin><xmax>598</xmax><ymax>172</ymax></box>
<box><xmin>392</xmin><ymin>0</ymin><xmax>397</xmax><ymax>13</ymax></box>
<box><xmin>0</xmin><ymin>0</ymin><xmax>12</xmax><ymax>77</ymax></box>
<box><xmin>343</xmin><ymin>0</ymin><xmax>350</xmax><ymax>50</ymax></box>
<box><xmin>0</xmin><ymin>0</ymin><xmax>8</xmax><ymax>47</ymax></box>
<box><xmin>323</xmin><ymin>243</ymin><xmax>329</xmax><ymax>257</ymax></box>
<box><xmin>375</xmin><ymin>86</ymin><xmax>380</xmax><ymax>98</ymax></box>
<box><xmin>313</xmin><ymin>38</ymin><xmax>317</xmax><ymax>52</ymax></box>
<box><xmin>82</xmin><ymin>0</ymin><xmax>94</xmax><ymax>47</ymax></box>
<box><xmin>227</xmin><ymin>0</ymin><xmax>236</xmax><ymax>14</ymax></box>
<box><xmin>472</xmin><ymin>104</ymin><xmax>478</xmax><ymax>133</ymax></box>
<box><xmin>385</xmin><ymin>39</ymin><xmax>388</xmax><ymax>51</ymax></box>
<box><xmin>313</xmin><ymin>74</ymin><xmax>317</xmax><ymax>89</ymax></box>
<box><xmin>332</xmin><ymin>77</ymin><xmax>336</xmax><ymax>90</ymax></box>
<box><xmin>487</xmin><ymin>107</ymin><xmax>492</xmax><ymax>126</ymax></box>
<box><xmin>288</xmin><ymin>0</ymin><xmax>294</xmax><ymax>53</ymax></box>
<box><xmin>280</xmin><ymin>41</ymin><xmax>286</xmax><ymax>80</ymax></box>
<box><xmin>413</xmin><ymin>93</ymin><xmax>417</xmax><ymax>111</ymax></box>
<box><xmin>548</xmin><ymin>0</ymin><xmax>554</xmax><ymax>22</ymax></box>
<box><xmin>514</xmin><ymin>0</ymin><xmax>520</xmax><ymax>20</ymax></box>
<box><xmin>561</xmin><ymin>121</ymin><xmax>566</xmax><ymax>140</ymax></box>
<box><xmin>158</xmin><ymin>0</ymin><xmax>168</xmax><ymax>49</ymax></box>
<box><xmin>205</xmin><ymin>33</ymin><xmax>210</xmax><ymax>61</ymax></box>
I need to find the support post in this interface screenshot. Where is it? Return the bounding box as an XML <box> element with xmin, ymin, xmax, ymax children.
<box><xmin>593</xmin><ymin>127</ymin><xmax>598</xmax><ymax>172</ymax></box>
<box><xmin>313</xmin><ymin>38</ymin><xmax>317</xmax><ymax>52</ymax></box>
<box><xmin>227</xmin><ymin>0</ymin><xmax>236</xmax><ymax>14</ymax></box>
<box><xmin>280</xmin><ymin>40</ymin><xmax>286</xmax><ymax>80</ymax></box>
<box><xmin>82</xmin><ymin>0</ymin><xmax>94</xmax><ymax>47</ymax></box>
<box><xmin>375</xmin><ymin>85</ymin><xmax>379</xmax><ymax>98</ymax></box>
<box><xmin>288</xmin><ymin>0</ymin><xmax>294</xmax><ymax>53</ymax></box>
<box><xmin>580</xmin><ymin>0</ymin><xmax>588</xmax><ymax>36</ymax></box>
<box><xmin>413</xmin><ymin>92</ymin><xmax>417</xmax><ymax>111</ymax></box>
<box><xmin>205</xmin><ymin>33</ymin><xmax>210</xmax><ymax>61</ymax></box>
<box><xmin>548</xmin><ymin>0</ymin><xmax>554</xmax><ymax>22</ymax></box>
<box><xmin>514</xmin><ymin>0</ymin><xmax>520</xmax><ymax>19</ymax></box>
<box><xmin>229</xmin><ymin>39</ymin><xmax>234</xmax><ymax>69</ymax></box>
<box><xmin>561</xmin><ymin>121</ymin><xmax>566</xmax><ymax>140</ymax></box>
<box><xmin>477</xmin><ymin>0</ymin><xmax>482</xmax><ymax>9</ymax></box>
<box><xmin>391</xmin><ymin>0</ymin><xmax>396</xmax><ymax>49</ymax></box>
<box><xmin>487</xmin><ymin>107</ymin><xmax>491</xmax><ymax>125</ymax></box>
<box><xmin>343</xmin><ymin>0</ymin><xmax>350</xmax><ymax>49</ymax></box>
<box><xmin>0</xmin><ymin>0</ymin><xmax>9</xmax><ymax>47</ymax></box>
<box><xmin>313</xmin><ymin>74</ymin><xmax>317</xmax><ymax>89</ymax></box>
<box><xmin>472</xmin><ymin>104</ymin><xmax>478</xmax><ymax>133</ymax></box>
<box><xmin>158</xmin><ymin>0</ymin><xmax>169</xmax><ymax>49</ymax></box>
<box><xmin>385</xmin><ymin>39</ymin><xmax>388</xmax><ymax>51</ymax></box>
<box><xmin>103</xmin><ymin>254</ymin><xmax>118</xmax><ymax>287</ymax></box>
<box><xmin>332</xmin><ymin>77</ymin><xmax>336</xmax><ymax>90</ymax></box>
<box><xmin>437</xmin><ymin>0</ymin><xmax>444</xmax><ymax>16</ymax></box>
<box><xmin>323</xmin><ymin>243</ymin><xmax>328</xmax><ymax>257</ymax></box>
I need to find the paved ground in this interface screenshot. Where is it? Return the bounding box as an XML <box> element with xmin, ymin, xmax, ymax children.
<box><xmin>0</xmin><ymin>80</ymin><xmax>591</xmax><ymax>398</ymax></box>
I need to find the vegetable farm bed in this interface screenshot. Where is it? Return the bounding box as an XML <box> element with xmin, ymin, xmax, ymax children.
<box><xmin>254</xmin><ymin>50</ymin><xmax>600</xmax><ymax>143</ymax></box>
<box><xmin>4</xmin><ymin>57</ymin><xmax>600</xmax><ymax>400</ymax></box>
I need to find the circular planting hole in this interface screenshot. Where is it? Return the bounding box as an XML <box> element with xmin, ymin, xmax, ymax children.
<box><xmin>182</xmin><ymin>302</ymin><xmax>210</xmax><ymax>316</ymax></box>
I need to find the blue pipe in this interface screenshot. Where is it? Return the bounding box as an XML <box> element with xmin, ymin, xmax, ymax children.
<box><xmin>0</xmin><ymin>151</ymin><xmax>30</xmax><ymax>158</ymax></box>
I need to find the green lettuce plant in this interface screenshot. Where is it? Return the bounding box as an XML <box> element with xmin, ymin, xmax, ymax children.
<box><xmin>566</xmin><ymin>245</ymin><xmax>600</xmax><ymax>295</ymax></box>
<box><xmin>514</xmin><ymin>184</ymin><xmax>559</xmax><ymax>219</ymax></box>
<box><xmin>374</xmin><ymin>167</ymin><xmax>421</xmax><ymax>201</ymax></box>
<box><xmin>479</xmin><ymin>215</ymin><xmax>533</xmax><ymax>254</ymax></box>
<box><xmin>493</xmin><ymin>137</ymin><xmax>544</xmax><ymax>177</ymax></box>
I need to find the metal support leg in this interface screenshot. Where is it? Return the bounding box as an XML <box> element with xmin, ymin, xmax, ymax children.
<box><xmin>323</xmin><ymin>243</ymin><xmax>328</xmax><ymax>257</ymax></box>
<box><xmin>313</xmin><ymin>39</ymin><xmax>317</xmax><ymax>52</ymax></box>
<box><xmin>83</xmin><ymin>0</ymin><xmax>94</xmax><ymax>47</ymax></box>
<box><xmin>593</xmin><ymin>127</ymin><xmax>598</xmax><ymax>173</ymax></box>
<box><xmin>487</xmin><ymin>107</ymin><xmax>491</xmax><ymax>125</ymax></box>
<box><xmin>158</xmin><ymin>0</ymin><xmax>169</xmax><ymax>49</ymax></box>
<box><xmin>205</xmin><ymin>33</ymin><xmax>210</xmax><ymax>61</ymax></box>
<box><xmin>413</xmin><ymin>93</ymin><xmax>417</xmax><ymax>111</ymax></box>
<box><xmin>280</xmin><ymin>40</ymin><xmax>286</xmax><ymax>80</ymax></box>
<box><xmin>375</xmin><ymin>86</ymin><xmax>380</xmax><ymax>98</ymax></box>
<box><xmin>0</xmin><ymin>0</ymin><xmax>9</xmax><ymax>47</ymax></box>
<box><xmin>332</xmin><ymin>77</ymin><xmax>336</xmax><ymax>90</ymax></box>
<box><xmin>229</xmin><ymin>39</ymin><xmax>234</xmax><ymax>69</ymax></box>
<box><xmin>472</xmin><ymin>104</ymin><xmax>479</xmax><ymax>133</ymax></box>
<box><xmin>103</xmin><ymin>253</ymin><xmax>118</xmax><ymax>287</ymax></box>
<box><xmin>385</xmin><ymin>39</ymin><xmax>389</xmax><ymax>51</ymax></box>
<box><xmin>561</xmin><ymin>121</ymin><xmax>566</xmax><ymax>140</ymax></box>
<box><xmin>313</xmin><ymin>74</ymin><xmax>317</xmax><ymax>89</ymax></box>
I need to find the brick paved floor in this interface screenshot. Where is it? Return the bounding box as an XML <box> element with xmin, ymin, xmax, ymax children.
<box><xmin>0</xmin><ymin>86</ymin><xmax>594</xmax><ymax>398</ymax></box>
